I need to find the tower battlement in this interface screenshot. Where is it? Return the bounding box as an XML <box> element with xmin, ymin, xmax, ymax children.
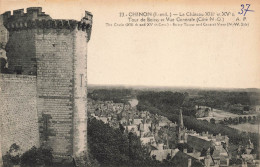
<box><xmin>1</xmin><ymin>7</ymin><xmax>93</xmax><ymax>41</ymax></box>
<box><xmin>4</xmin><ymin>19</ymin><xmax>91</xmax><ymax>32</ymax></box>
<box><xmin>4</xmin><ymin>7</ymin><xmax>43</xmax><ymax>17</ymax></box>
<box><xmin>2</xmin><ymin>7</ymin><xmax>51</xmax><ymax>23</ymax></box>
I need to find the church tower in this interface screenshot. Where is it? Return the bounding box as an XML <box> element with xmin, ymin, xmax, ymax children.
<box><xmin>178</xmin><ymin>108</ymin><xmax>185</xmax><ymax>143</ymax></box>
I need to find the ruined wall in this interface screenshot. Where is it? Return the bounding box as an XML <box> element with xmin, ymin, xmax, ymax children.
<box><xmin>0</xmin><ymin>74</ymin><xmax>39</xmax><ymax>154</ymax></box>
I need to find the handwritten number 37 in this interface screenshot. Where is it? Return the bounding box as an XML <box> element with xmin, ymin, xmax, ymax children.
<box><xmin>238</xmin><ymin>4</ymin><xmax>254</xmax><ymax>16</ymax></box>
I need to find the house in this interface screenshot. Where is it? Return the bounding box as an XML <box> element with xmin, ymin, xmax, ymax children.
<box><xmin>150</xmin><ymin>145</ymin><xmax>179</xmax><ymax>162</ymax></box>
<box><xmin>171</xmin><ymin>151</ymin><xmax>204</xmax><ymax>167</ymax></box>
<box><xmin>186</xmin><ymin>134</ymin><xmax>229</xmax><ymax>167</ymax></box>
<box><xmin>140</xmin><ymin>136</ymin><xmax>156</xmax><ymax>145</ymax></box>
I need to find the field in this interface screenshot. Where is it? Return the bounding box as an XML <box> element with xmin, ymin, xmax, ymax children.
<box><xmin>229</xmin><ymin>123</ymin><xmax>259</xmax><ymax>133</ymax></box>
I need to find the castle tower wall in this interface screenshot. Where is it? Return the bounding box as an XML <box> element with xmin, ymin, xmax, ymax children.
<box><xmin>35</xmin><ymin>22</ymin><xmax>91</xmax><ymax>156</ymax></box>
<box><xmin>1</xmin><ymin>8</ymin><xmax>93</xmax><ymax>157</ymax></box>
<box><xmin>5</xmin><ymin>30</ymin><xmax>36</xmax><ymax>74</ymax></box>
<box><xmin>0</xmin><ymin>74</ymin><xmax>39</xmax><ymax>154</ymax></box>
<box><xmin>35</xmin><ymin>28</ymin><xmax>75</xmax><ymax>155</ymax></box>
<box><xmin>72</xmin><ymin>30</ymin><xmax>88</xmax><ymax>156</ymax></box>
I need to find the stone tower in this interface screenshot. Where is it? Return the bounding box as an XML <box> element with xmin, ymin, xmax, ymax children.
<box><xmin>1</xmin><ymin>7</ymin><xmax>93</xmax><ymax>158</ymax></box>
<box><xmin>178</xmin><ymin>108</ymin><xmax>185</xmax><ymax>143</ymax></box>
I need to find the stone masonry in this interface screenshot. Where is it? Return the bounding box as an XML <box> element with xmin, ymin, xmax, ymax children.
<box><xmin>0</xmin><ymin>74</ymin><xmax>39</xmax><ymax>154</ymax></box>
<box><xmin>0</xmin><ymin>7</ymin><xmax>92</xmax><ymax>159</ymax></box>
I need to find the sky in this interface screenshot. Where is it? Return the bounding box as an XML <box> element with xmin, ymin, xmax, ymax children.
<box><xmin>0</xmin><ymin>0</ymin><xmax>260</xmax><ymax>88</ymax></box>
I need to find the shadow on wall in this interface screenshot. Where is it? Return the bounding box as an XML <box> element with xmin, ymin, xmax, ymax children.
<box><xmin>0</xmin><ymin>57</ymin><xmax>9</xmax><ymax>73</ymax></box>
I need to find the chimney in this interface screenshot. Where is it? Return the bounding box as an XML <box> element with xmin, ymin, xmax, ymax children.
<box><xmin>188</xmin><ymin>158</ymin><xmax>191</xmax><ymax>167</ymax></box>
<box><xmin>158</xmin><ymin>143</ymin><xmax>164</xmax><ymax>150</ymax></box>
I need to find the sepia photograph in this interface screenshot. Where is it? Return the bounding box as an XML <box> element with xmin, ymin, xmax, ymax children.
<box><xmin>0</xmin><ymin>0</ymin><xmax>259</xmax><ymax>166</ymax></box>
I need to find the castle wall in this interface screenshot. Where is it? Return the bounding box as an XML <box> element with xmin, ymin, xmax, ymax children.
<box><xmin>0</xmin><ymin>74</ymin><xmax>39</xmax><ymax>154</ymax></box>
<box><xmin>35</xmin><ymin>29</ymin><xmax>75</xmax><ymax>155</ymax></box>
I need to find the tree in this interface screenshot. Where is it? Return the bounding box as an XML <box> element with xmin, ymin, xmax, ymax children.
<box><xmin>219</xmin><ymin>120</ymin><xmax>225</xmax><ymax>125</ymax></box>
<box><xmin>228</xmin><ymin>117</ymin><xmax>233</xmax><ymax>124</ymax></box>
<box><xmin>119</xmin><ymin>123</ymin><xmax>125</xmax><ymax>133</ymax></box>
<box><xmin>239</xmin><ymin>117</ymin><xmax>243</xmax><ymax>124</ymax></box>
<box><xmin>128</xmin><ymin>132</ymin><xmax>149</xmax><ymax>161</ymax></box>
<box><xmin>87</xmin><ymin>118</ymin><xmax>171</xmax><ymax>166</ymax></box>
<box><xmin>243</xmin><ymin>116</ymin><xmax>247</xmax><ymax>123</ymax></box>
<box><xmin>248</xmin><ymin>116</ymin><xmax>252</xmax><ymax>122</ymax></box>
<box><xmin>20</xmin><ymin>145</ymin><xmax>53</xmax><ymax>167</ymax></box>
<box><xmin>2</xmin><ymin>143</ymin><xmax>21</xmax><ymax>167</ymax></box>
<box><xmin>210</xmin><ymin>118</ymin><xmax>216</xmax><ymax>124</ymax></box>
<box><xmin>3</xmin><ymin>144</ymin><xmax>53</xmax><ymax>167</ymax></box>
<box><xmin>233</xmin><ymin>118</ymin><xmax>239</xmax><ymax>125</ymax></box>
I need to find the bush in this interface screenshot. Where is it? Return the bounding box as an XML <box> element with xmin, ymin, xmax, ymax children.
<box><xmin>210</xmin><ymin>118</ymin><xmax>216</xmax><ymax>124</ymax></box>
<box><xmin>20</xmin><ymin>145</ymin><xmax>53</xmax><ymax>167</ymax></box>
<box><xmin>2</xmin><ymin>143</ymin><xmax>21</xmax><ymax>167</ymax></box>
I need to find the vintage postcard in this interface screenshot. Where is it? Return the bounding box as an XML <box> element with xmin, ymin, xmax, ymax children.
<box><xmin>0</xmin><ymin>0</ymin><xmax>259</xmax><ymax>166</ymax></box>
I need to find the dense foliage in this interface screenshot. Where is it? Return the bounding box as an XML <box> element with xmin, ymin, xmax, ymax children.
<box><xmin>191</xmin><ymin>91</ymin><xmax>260</xmax><ymax>113</ymax></box>
<box><xmin>88</xmin><ymin>89</ymin><xmax>133</xmax><ymax>104</ymax></box>
<box><xmin>202</xmin><ymin>91</ymin><xmax>259</xmax><ymax>105</ymax></box>
<box><xmin>20</xmin><ymin>146</ymin><xmax>53</xmax><ymax>167</ymax></box>
<box><xmin>137</xmin><ymin>91</ymin><xmax>197</xmax><ymax>117</ymax></box>
<box><xmin>2</xmin><ymin>144</ymin><xmax>53</xmax><ymax>167</ymax></box>
<box><xmin>88</xmin><ymin>118</ymin><xmax>163</xmax><ymax>167</ymax></box>
<box><xmin>87</xmin><ymin>118</ymin><xmax>200</xmax><ymax>167</ymax></box>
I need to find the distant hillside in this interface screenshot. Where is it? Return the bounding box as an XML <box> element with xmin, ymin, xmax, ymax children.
<box><xmin>88</xmin><ymin>89</ymin><xmax>134</xmax><ymax>104</ymax></box>
<box><xmin>88</xmin><ymin>84</ymin><xmax>260</xmax><ymax>97</ymax></box>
